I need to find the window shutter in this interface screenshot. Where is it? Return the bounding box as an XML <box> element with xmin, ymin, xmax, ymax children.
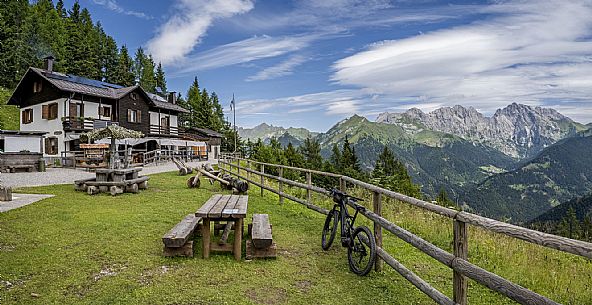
<box><xmin>42</xmin><ymin>105</ymin><xmax>49</xmax><ymax>119</ymax></box>
<box><xmin>22</xmin><ymin>110</ymin><xmax>26</xmax><ymax>123</ymax></box>
<box><xmin>44</xmin><ymin>138</ymin><xmax>50</xmax><ymax>154</ymax></box>
<box><xmin>137</xmin><ymin>110</ymin><xmax>142</xmax><ymax>122</ymax></box>
<box><xmin>127</xmin><ymin>109</ymin><xmax>132</xmax><ymax>122</ymax></box>
<box><xmin>50</xmin><ymin>103</ymin><xmax>58</xmax><ymax>120</ymax></box>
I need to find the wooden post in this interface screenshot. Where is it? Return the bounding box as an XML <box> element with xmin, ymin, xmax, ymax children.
<box><xmin>306</xmin><ymin>172</ymin><xmax>312</xmax><ymax>203</ymax></box>
<box><xmin>236</xmin><ymin>158</ymin><xmax>240</xmax><ymax>175</ymax></box>
<box><xmin>453</xmin><ymin>220</ymin><xmax>468</xmax><ymax>305</ymax></box>
<box><xmin>260</xmin><ymin>164</ymin><xmax>265</xmax><ymax>197</ymax></box>
<box><xmin>339</xmin><ymin>177</ymin><xmax>346</xmax><ymax>192</ymax></box>
<box><xmin>202</xmin><ymin>218</ymin><xmax>211</xmax><ymax>259</ymax></box>
<box><xmin>373</xmin><ymin>191</ymin><xmax>383</xmax><ymax>272</ymax></box>
<box><xmin>233</xmin><ymin>218</ymin><xmax>243</xmax><ymax>261</ymax></box>
<box><xmin>246</xmin><ymin>160</ymin><xmax>251</xmax><ymax>180</ymax></box>
<box><xmin>278</xmin><ymin>167</ymin><xmax>284</xmax><ymax>205</ymax></box>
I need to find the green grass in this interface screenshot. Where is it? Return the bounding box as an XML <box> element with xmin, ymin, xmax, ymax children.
<box><xmin>0</xmin><ymin>87</ymin><xmax>19</xmax><ymax>130</ymax></box>
<box><xmin>1</xmin><ymin>171</ymin><xmax>591</xmax><ymax>305</ymax></box>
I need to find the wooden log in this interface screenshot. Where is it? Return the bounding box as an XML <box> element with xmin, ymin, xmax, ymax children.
<box><xmin>198</xmin><ymin>168</ymin><xmax>230</xmax><ymax>186</ymax></box>
<box><xmin>219</xmin><ymin>222</ymin><xmax>233</xmax><ymax>245</ymax></box>
<box><xmin>373</xmin><ymin>191</ymin><xmax>383</xmax><ymax>272</ymax></box>
<box><xmin>306</xmin><ymin>172</ymin><xmax>311</xmax><ymax>203</ymax></box>
<box><xmin>376</xmin><ymin>247</ymin><xmax>454</xmax><ymax>305</ymax></box>
<box><xmin>85</xmin><ymin>176</ymin><xmax>149</xmax><ymax>187</ymax></box>
<box><xmin>278</xmin><ymin>167</ymin><xmax>284</xmax><ymax>205</ymax></box>
<box><xmin>87</xmin><ymin>186</ymin><xmax>99</xmax><ymax>195</ymax></box>
<box><xmin>246</xmin><ymin>240</ymin><xmax>277</xmax><ymax>259</ymax></box>
<box><xmin>125</xmin><ymin>183</ymin><xmax>139</xmax><ymax>194</ymax></box>
<box><xmin>138</xmin><ymin>180</ymin><xmax>148</xmax><ymax>190</ymax></box>
<box><xmin>162</xmin><ymin>214</ymin><xmax>202</xmax><ymax>247</ymax></box>
<box><xmin>163</xmin><ymin>241</ymin><xmax>193</xmax><ymax>257</ymax></box>
<box><xmin>179</xmin><ymin>167</ymin><xmax>188</xmax><ymax>176</ymax></box>
<box><xmin>453</xmin><ymin>220</ymin><xmax>468</xmax><ymax>305</ymax></box>
<box><xmin>109</xmin><ymin>186</ymin><xmax>123</xmax><ymax>196</ymax></box>
<box><xmin>0</xmin><ymin>186</ymin><xmax>12</xmax><ymax>201</ymax></box>
<box><xmin>252</xmin><ymin>214</ymin><xmax>273</xmax><ymax>249</ymax></box>
<box><xmin>260</xmin><ymin>164</ymin><xmax>265</xmax><ymax>197</ymax></box>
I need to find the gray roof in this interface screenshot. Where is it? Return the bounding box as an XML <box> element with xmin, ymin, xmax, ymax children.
<box><xmin>0</xmin><ymin>130</ymin><xmax>47</xmax><ymax>136</ymax></box>
<box><xmin>17</xmin><ymin>68</ymin><xmax>189</xmax><ymax>113</ymax></box>
<box><xmin>191</xmin><ymin>128</ymin><xmax>224</xmax><ymax>138</ymax></box>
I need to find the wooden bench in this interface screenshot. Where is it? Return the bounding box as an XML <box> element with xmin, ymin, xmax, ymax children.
<box><xmin>246</xmin><ymin>214</ymin><xmax>276</xmax><ymax>259</ymax></box>
<box><xmin>162</xmin><ymin>214</ymin><xmax>203</xmax><ymax>257</ymax></box>
<box><xmin>8</xmin><ymin>165</ymin><xmax>35</xmax><ymax>173</ymax></box>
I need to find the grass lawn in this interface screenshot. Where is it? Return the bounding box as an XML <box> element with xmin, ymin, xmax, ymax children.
<box><xmin>1</xmin><ymin>171</ymin><xmax>591</xmax><ymax>304</ymax></box>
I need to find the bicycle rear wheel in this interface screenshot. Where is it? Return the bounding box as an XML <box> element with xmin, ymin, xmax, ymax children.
<box><xmin>347</xmin><ymin>226</ymin><xmax>376</xmax><ymax>276</ymax></box>
<box><xmin>321</xmin><ymin>209</ymin><xmax>339</xmax><ymax>250</ymax></box>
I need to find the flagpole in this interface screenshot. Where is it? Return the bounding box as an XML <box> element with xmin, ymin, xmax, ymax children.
<box><xmin>232</xmin><ymin>94</ymin><xmax>236</xmax><ymax>154</ymax></box>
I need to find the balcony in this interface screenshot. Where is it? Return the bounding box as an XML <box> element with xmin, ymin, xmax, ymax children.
<box><xmin>62</xmin><ymin>117</ymin><xmax>117</xmax><ymax>131</ymax></box>
<box><xmin>149</xmin><ymin>124</ymin><xmax>185</xmax><ymax>137</ymax></box>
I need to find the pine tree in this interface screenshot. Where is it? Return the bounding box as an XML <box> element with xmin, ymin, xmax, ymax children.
<box><xmin>155</xmin><ymin>62</ymin><xmax>167</xmax><ymax>93</ymax></box>
<box><xmin>114</xmin><ymin>45</ymin><xmax>135</xmax><ymax>86</ymax></box>
<box><xmin>370</xmin><ymin>145</ymin><xmax>421</xmax><ymax>198</ymax></box>
<box><xmin>141</xmin><ymin>55</ymin><xmax>156</xmax><ymax>92</ymax></box>
<box><xmin>557</xmin><ymin>207</ymin><xmax>581</xmax><ymax>239</ymax></box>
<box><xmin>436</xmin><ymin>187</ymin><xmax>454</xmax><ymax>207</ymax></box>
<box><xmin>0</xmin><ymin>0</ymin><xmax>35</xmax><ymax>87</ymax></box>
<box><xmin>196</xmin><ymin>88</ymin><xmax>213</xmax><ymax>128</ymax></box>
<box><xmin>373</xmin><ymin>146</ymin><xmax>396</xmax><ymax>177</ymax></box>
<box><xmin>299</xmin><ymin>137</ymin><xmax>322</xmax><ymax>170</ymax></box>
<box><xmin>186</xmin><ymin>77</ymin><xmax>201</xmax><ymax>128</ymax></box>
<box><xmin>55</xmin><ymin>0</ymin><xmax>67</xmax><ymax>18</ymax></box>
<box><xmin>330</xmin><ymin>143</ymin><xmax>342</xmax><ymax>172</ymax></box>
<box><xmin>341</xmin><ymin>137</ymin><xmax>360</xmax><ymax>172</ymax></box>
<box><xmin>210</xmin><ymin>92</ymin><xmax>225</xmax><ymax>132</ymax></box>
<box><xmin>102</xmin><ymin>35</ymin><xmax>119</xmax><ymax>83</ymax></box>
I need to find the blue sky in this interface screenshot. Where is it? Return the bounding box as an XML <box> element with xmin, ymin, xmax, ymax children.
<box><xmin>74</xmin><ymin>0</ymin><xmax>592</xmax><ymax>131</ymax></box>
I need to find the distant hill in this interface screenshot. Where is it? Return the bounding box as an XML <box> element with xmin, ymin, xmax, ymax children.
<box><xmin>463</xmin><ymin>135</ymin><xmax>592</xmax><ymax>223</ymax></box>
<box><xmin>317</xmin><ymin>115</ymin><xmax>515</xmax><ymax>196</ymax></box>
<box><xmin>377</xmin><ymin>103</ymin><xmax>586</xmax><ymax>159</ymax></box>
<box><xmin>529</xmin><ymin>193</ymin><xmax>592</xmax><ymax>228</ymax></box>
<box><xmin>238</xmin><ymin>123</ymin><xmax>318</xmax><ymax>142</ymax></box>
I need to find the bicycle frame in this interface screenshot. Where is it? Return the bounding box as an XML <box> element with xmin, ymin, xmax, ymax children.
<box><xmin>333</xmin><ymin>197</ymin><xmax>361</xmax><ymax>247</ymax></box>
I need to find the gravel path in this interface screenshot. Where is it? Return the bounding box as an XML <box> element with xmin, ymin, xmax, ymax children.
<box><xmin>0</xmin><ymin>160</ymin><xmax>217</xmax><ymax>188</ymax></box>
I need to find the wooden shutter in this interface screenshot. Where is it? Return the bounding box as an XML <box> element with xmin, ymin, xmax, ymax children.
<box><xmin>69</xmin><ymin>102</ymin><xmax>78</xmax><ymax>117</ymax></box>
<box><xmin>137</xmin><ymin>110</ymin><xmax>141</xmax><ymax>123</ymax></box>
<box><xmin>49</xmin><ymin>103</ymin><xmax>58</xmax><ymax>120</ymax></box>
<box><xmin>42</xmin><ymin>105</ymin><xmax>49</xmax><ymax>119</ymax></box>
<box><xmin>127</xmin><ymin>109</ymin><xmax>132</xmax><ymax>122</ymax></box>
<box><xmin>44</xmin><ymin>138</ymin><xmax>50</xmax><ymax>154</ymax></box>
<box><xmin>22</xmin><ymin>110</ymin><xmax>26</xmax><ymax>123</ymax></box>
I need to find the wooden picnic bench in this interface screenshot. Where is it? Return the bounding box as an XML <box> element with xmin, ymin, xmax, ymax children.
<box><xmin>162</xmin><ymin>214</ymin><xmax>202</xmax><ymax>257</ymax></box>
<box><xmin>195</xmin><ymin>194</ymin><xmax>248</xmax><ymax>261</ymax></box>
<box><xmin>246</xmin><ymin>214</ymin><xmax>277</xmax><ymax>259</ymax></box>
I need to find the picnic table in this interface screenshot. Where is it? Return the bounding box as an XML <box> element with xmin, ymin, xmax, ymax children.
<box><xmin>196</xmin><ymin>194</ymin><xmax>248</xmax><ymax>261</ymax></box>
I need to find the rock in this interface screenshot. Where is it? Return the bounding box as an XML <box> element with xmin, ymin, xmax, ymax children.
<box><xmin>31</xmin><ymin>293</ymin><xmax>39</xmax><ymax>298</ymax></box>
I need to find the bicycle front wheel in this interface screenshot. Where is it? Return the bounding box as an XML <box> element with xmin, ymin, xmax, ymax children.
<box><xmin>321</xmin><ymin>209</ymin><xmax>339</xmax><ymax>250</ymax></box>
<box><xmin>347</xmin><ymin>226</ymin><xmax>376</xmax><ymax>276</ymax></box>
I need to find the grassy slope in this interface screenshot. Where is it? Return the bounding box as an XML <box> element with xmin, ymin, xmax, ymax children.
<box><xmin>0</xmin><ymin>171</ymin><xmax>590</xmax><ymax>304</ymax></box>
<box><xmin>0</xmin><ymin>87</ymin><xmax>19</xmax><ymax>130</ymax></box>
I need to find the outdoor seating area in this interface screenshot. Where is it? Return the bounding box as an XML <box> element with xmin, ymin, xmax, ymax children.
<box><xmin>74</xmin><ymin>167</ymin><xmax>149</xmax><ymax>196</ymax></box>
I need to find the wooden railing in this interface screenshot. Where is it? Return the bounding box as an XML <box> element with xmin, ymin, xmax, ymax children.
<box><xmin>219</xmin><ymin>157</ymin><xmax>592</xmax><ymax>305</ymax></box>
<box><xmin>149</xmin><ymin>124</ymin><xmax>182</xmax><ymax>136</ymax></box>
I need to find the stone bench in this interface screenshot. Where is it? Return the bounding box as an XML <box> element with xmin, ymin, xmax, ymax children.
<box><xmin>162</xmin><ymin>214</ymin><xmax>202</xmax><ymax>257</ymax></box>
<box><xmin>246</xmin><ymin>214</ymin><xmax>276</xmax><ymax>259</ymax></box>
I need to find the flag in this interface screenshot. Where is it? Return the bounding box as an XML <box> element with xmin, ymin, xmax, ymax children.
<box><xmin>230</xmin><ymin>94</ymin><xmax>235</xmax><ymax>111</ymax></box>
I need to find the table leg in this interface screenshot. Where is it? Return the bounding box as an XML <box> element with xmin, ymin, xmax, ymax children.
<box><xmin>202</xmin><ymin>218</ymin><xmax>210</xmax><ymax>259</ymax></box>
<box><xmin>233</xmin><ymin>218</ymin><xmax>243</xmax><ymax>261</ymax></box>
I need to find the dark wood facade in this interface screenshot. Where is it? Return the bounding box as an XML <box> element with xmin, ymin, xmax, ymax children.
<box><xmin>11</xmin><ymin>70</ymin><xmax>65</xmax><ymax>107</ymax></box>
<box><xmin>117</xmin><ymin>88</ymin><xmax>151</xmax><ymax>135</ymax></box>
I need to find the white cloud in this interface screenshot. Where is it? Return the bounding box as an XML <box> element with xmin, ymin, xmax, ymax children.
<box><xmin>146</xmin><ymin>0</ymin><xmax>254</xmax><ymax>65</ymax></box>
<box><xmin>246</xmin><ymin>55</ymin><xmax>307</xmax><ymax>81</ymax></box>
<box><xmin>332</xmin><ymin>0</ymin><xmax>592</xmax><ymax>117</ymax></box>
<box><xmin>92</xmin><ymin>0</ymin><xmax>151</xmax><ymax>19</ymax></box>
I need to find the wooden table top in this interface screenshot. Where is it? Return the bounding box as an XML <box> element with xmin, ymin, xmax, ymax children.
<box><xmin>195</xmin><ymin>194</ymin><xmax>248</xmax><ymax>219</ymax></box>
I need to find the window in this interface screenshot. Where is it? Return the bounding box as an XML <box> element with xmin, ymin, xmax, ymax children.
<box><xmin>127</xmin><ymin>109</ymin><xmax>141</xmax><ymax>123</ymax></box>
<box><xmin>130</xmin><ymin>92</ymin><xmax>138</xmax><ymax>100</ymax></box>
<box><xmin>22</xmin><ymin>109</ymin><xmax>33</xmax><ymax>124</ymax></box>
<box><xmin>42</xmin><ymin>103</ymin><xmax>58</xmax><ymax>120</ymax></box>
<box><xmin>100</xmin><ymin>106</ymin><xmax>111</xmax><ymax>118</ymax></box>
<box><xmin>33</xmin><ymin>81</ymin><xmax>42</xmax><ymax>93</ymax></box>
<box><xmin>44</xmin><ymin>137</ymin><xmax>58</xmax><ymax>155</ymax></box>
<box><xmin>161</xmin><ymin>116</ymin><xmax>169</xmax><ymax>127</ymax></box>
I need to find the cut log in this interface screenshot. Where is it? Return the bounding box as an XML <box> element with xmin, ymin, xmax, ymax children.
<box><xmin>252</xmin><ymin>214</ymin><xmax>273</xmax><ymax>249</ymax></box>
<box><xmin>162</xmin><ymin>214</ymin><xmax>203</xmax><ymax>248</ymax></box>
<box><xmin>219</xmin><ymin>222</ymin><xmax>233</xmax><ymax>245</ymax></box>
<box><xmin>87</xmin><ymin>186</ymin><xmax>99</xmax><ymax>195</ymax></box>
<box><xmin>0</xmin><ymin>186</ymin><xmax>12</xmax><ymax>201</ymax></box>
<box><xmin>198</xmin><ymin>168</ymin><xmax>230</xmax><ymax>186</ymax></box>
<box><xmin>246</xmin><ymin>239</ymin><xmax>277</xmax><ymax>259</ymax></box>
<box><xmin>186</xmin><ymin>176</ymin><xmax>201</xmax><ymax>188</ymax></box>
<box><xmin>138</xmin><ymin>180</ymin><xmax>148</xmax><ymax>190</ymax></box>
<box><xmin>109</xmin><ymin>186</ymin><xmax>124</xmax><ymax>196</ymax></box>
<box><xmin>125</xmin><ymin>183</ymin><xmax>139</xmax><ymax>193</ymax></box>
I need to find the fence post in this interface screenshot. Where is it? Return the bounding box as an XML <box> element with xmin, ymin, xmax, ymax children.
<box><xmin>260</xmin><ymin>164</ymin><xmax>265</xmax><ymax>197</ymax></box>
<box><xmin>278</xmin><ymin>167</ymin><xmax>284</xmax><ymax>205</ymax></box>
<box><xmin>339</xmin><ymin>177</ymin><xmax>346</xmax><ymax>192</ymax></box>
<box><xmin>236</xmin><ymin>158</ymin><xmax>240</xmax><ymax>175</ymax></box>
<box><xmin>306</xmin><ymin>172</ymin><xmax>312</xmax><ymax>203</ymax></box>
<box><xmin>373</xmin><ymin>191</ymin><xmax>383</xmax><ymax>272</ymax></box>
<box><xmin>453</xmin><ymin>220</ymin><xmax>468</xmax><ymax>305</ymax></box>
<box><xmin>246</xmin><ymin>160</ymin><xmax>250</xmax><ymax>180</ymax></box>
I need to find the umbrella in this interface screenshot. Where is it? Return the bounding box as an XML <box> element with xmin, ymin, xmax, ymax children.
<box><xmin>81</xmin><ymin>125</ymin><xmax>144</xmax><ymax>169</ymax></box>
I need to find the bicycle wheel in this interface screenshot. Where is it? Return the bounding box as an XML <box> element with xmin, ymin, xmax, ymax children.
<box><xmin>321</xmin><ymin>209</ymin><xmax>339</xmax><ymax>250</ymax></box>
<box><xmin>347</xmin><ymin>226</ymin><xmax>376</xmax><ymax>276</ymax></box>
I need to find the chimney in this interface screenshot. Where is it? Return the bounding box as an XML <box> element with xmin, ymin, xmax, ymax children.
<box><xmin>168</xmin><ymin>91</ymin><xmax>177</xmax><ymax>104</ymax></box>
<box><xmin>43</xmin><ymin>55</ymin><xmax>55</xmax><ymax>72</ymax></box>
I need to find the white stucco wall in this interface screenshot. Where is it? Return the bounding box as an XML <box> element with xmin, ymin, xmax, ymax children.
<box><xmin>149</xmin><ymin>111</ymin><xmax>178</xmax><ymax>135</ymax></box>
<box><xmin>4</xmin><ymin>136</ymin><xmax>43</xmax><ymax>153</ymax></box>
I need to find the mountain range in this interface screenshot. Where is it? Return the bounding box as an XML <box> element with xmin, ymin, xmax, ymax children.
<box><xmin>239</xmin><ymin>103</ymin><xmax>592</xmax><ymax>223</ymax></box>
<box><xmin>238</xmin><ymin>123</ymin><xmax>318</xmax><ymax>144</ymax></box>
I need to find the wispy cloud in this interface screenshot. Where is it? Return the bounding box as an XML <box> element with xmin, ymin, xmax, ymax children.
<box><xmin>146</xmin><ymin>0</ymin><xmax>254</xmax><ymax>65</ymax></box>
<box><xmin>246</xmin><ymin>55</ymin><xmax>307</xmax><ymax>81</ymax></box>
<box><xmin>332</xmin><ymin>0</ymin><xmax>592</xmax><ymax>116</ymax></box>
<box><xmin>171</xmin><ymin>33</ymin><xmax>333</xmax><ymax>76</ymax></box>
<box><xmin>92</xmin><ymin>0</ymin><xmax>152</xmax><ymax>19</ymax></box>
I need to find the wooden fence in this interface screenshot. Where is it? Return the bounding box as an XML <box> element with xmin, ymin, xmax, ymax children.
<box><xmin>218</xmin><ymin>157</ymin><xmax>592</xmax><ymax>305</ymax></box>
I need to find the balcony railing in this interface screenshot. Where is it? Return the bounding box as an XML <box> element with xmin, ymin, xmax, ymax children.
<box><xmin>149</xmin><ymin>124</ymin><xmax>184</xmax><ymax>136</ymax></box>
<box><xmin>62</xmin><ymin>117</ymin><xmax>116</xmax><ymax>131</ymax></box>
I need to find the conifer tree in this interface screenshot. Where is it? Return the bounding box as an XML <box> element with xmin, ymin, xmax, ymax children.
<box><xmin>300</xmin><ymin>137</ymin><xmax>322</xmax><ymax>170</ymax></box>
<box><xmin>114</xmin><ymin>45</ymin><xmax>135</xmax><ymax>86</ymax></box>
<box><xmin>557</xmin><ymin>207</ymin><xmax>581</xmax><ymax>239</ymax></box>
<box><xmin>155</xmin><ymin>62</ymin><xmax>167</xmax><ymax>93</ymax></box>
<box><xmin>186</xmin><ymin>77</ymin><xmax>201</xmax><ymax>128</ymax></box>
<box><xmin>330</xmin><ymin>143</ymin><xmax>342</xmax><ymax>172</ymax></box>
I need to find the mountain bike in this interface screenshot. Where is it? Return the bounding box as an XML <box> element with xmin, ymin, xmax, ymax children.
<box><xmin>321</xmin><ymin>188</ymin><xmax>377</xmax><ymax>276</ymax></box>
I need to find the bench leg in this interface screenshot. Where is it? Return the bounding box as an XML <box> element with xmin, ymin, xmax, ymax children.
<box><xmin>234</xmin><ymin>218</ymin><xmax>243</xmax><ymax>261</ymax></box>
<box><xmin>202</xmin><ymin>218</ymin><xmax>210</xmax><ymax>259</ymax></box>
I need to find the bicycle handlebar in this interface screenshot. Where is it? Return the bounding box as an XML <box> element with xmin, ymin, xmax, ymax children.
<box><xmin>328</xmin><ymin>188</ymin><xmax>364</xmax><ymax>203</ymax></box>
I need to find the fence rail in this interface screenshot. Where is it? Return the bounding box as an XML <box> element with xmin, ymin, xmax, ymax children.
<box><xmin>218</xmin><ymin>156</ymin><xmax>592</xmax><ymax>305</ymax></box>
